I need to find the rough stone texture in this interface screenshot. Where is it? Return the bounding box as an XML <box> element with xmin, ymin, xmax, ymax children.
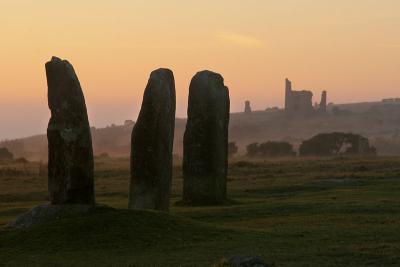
<box><xmin>46</xmin><ymin>56</ymin><xmax>94</xmax><ymax>205</ymax></box>
<box><xmin>129</xmin><ymin>69</ymin><xmax>176</xmax><ymax>211</ymax></box>
<box><xmin>319</xmin><ymin>90</ymin><xmax>327</xmax><ymax>113</ymax></box>
<box><xmin>7</xmin><ymin>204</ymin><xmax>113</xmax><ymax>229</ymax></box>
<box><xmin>183</xmin><ymin>70</ymin><xmax>230</xmax><ymax>205</ymax></box>
<box><xmin>244</xmin><ymin>100</ymin><xmax>252</xmax><ymax>114</ymax></box>
<box><xmin>284</xmin><ymin>78</ymin><xmax>314</xmax><ymax>115</ymax></box>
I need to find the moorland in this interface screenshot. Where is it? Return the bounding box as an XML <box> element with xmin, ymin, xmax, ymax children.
<box><xmin>1</xmin><ymin>156</ymin><xmax>399</xmax><ymax>266</ymax></box>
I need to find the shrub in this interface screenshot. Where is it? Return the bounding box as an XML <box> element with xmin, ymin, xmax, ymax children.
<box><xmin>246</xmin><ymin>143</ymin><xmax>259</xmax><ymax>158</ymax></box>
<box><xmin>0</xmin><ymin>147</ymin><xmax>13</xmax><ymax>161</ymax></box>
<box><xmin>246</xmin><ymin>141</ymin><xmax>295</xmax><ymax>158</ymax></box>
<box><xmin>228</xmin><ymin>142</ymin><xmax>238</xmax><ymax>158</ymax></box>
<box><xmin>299</xmin><ymin>132</ymin><xmax>377</xmax><ymax>156</ymax></box>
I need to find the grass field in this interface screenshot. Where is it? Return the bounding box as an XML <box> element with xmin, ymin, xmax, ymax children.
<box><xmin>1</xmin><ymin>156</ymin><xmax>400</xmax><ymax>266</ymax></box>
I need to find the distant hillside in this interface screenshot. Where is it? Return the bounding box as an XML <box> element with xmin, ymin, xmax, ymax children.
<box><xmin>3</xmin><ymin>100</ymin><xmax>400</xmax><ymax>161</ymax></box>
<box><xmin>0</xmin><ymin>119</ymin><xmax>186</xmax><ymax>161</ymax></box>
<box><xmin>334</xmin><ymin>99</ymin><xmax>400</xmax><ymax>113</ymax></box>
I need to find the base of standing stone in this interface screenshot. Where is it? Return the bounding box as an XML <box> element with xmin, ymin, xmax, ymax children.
<box><xmin>7</xmin><ymin>204</ymin><xmax>114</xmax><ymax>229</ymax></box>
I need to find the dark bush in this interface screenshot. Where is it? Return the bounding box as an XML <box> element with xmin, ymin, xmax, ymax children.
<box><xmin>299</xmin><ymin>132</ymin><xmax>377</xmax><ymax>157</ymax></box>
<box><xmin>246</xmin><ymin>143</ymin><xmax>259</xmax><ymax>158</ymax></box>
<box><xmin>246</xmin><ymin>141</ymin><xmax>296</xmax><ymax>158</ymax></box>
<box><xmin>228</xmin><ymin>142</ymin><xmax>239</xmax><ymax>158</ymax></box>
<box><xmin>0</xmin><ymin>147</ymin><xmax>13</xmax><ymax>161</ymax></box>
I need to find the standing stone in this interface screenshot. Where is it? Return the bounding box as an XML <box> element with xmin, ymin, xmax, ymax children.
<box><xmin>183</xmin><ymin>70</ymin><xmax>230</xmax><ymax>205</ymax></box>
<box><xmin>129</xmin><ymin>69</ymin><xmax>176</xmax><ymax>211</ymax></box>
<box><xmin>46</xmin><ymin>56</ymin><xmax>94</xmax><ymax>205</ymax></box>
<box><xmin>244</xmin><ymin>100</ymin><xmax>252</xmax><ymax>114</ymax></box>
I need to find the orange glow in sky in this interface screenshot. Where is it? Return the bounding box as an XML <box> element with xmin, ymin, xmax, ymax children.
<box><xmin>0</xmin><ymin>0</ymin><xmax>399</xmax><ymax>139</ymax></box>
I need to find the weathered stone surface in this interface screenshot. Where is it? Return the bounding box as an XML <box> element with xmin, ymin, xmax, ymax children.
<box><xmin>7</xmin><ymin>204</ymin><xmax>113</xmax><ymax>229</ymax></box>
<box><xmin>129</xmin><ymin>69</ymin><xmax>176</xmax><ymax>211</ymax></box>
<box><xmin>183</xmin><ymin>70</ymin><xmax>230</xmax><ymax>205</ymax></box>
<box><xmin>46</xmin><ymin>56</ymin><xmax>94</xmax><ymax>205</ymax></box>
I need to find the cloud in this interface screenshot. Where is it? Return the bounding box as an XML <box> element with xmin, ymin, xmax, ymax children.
<box><xmin>216</xmin><ymin>31</ymin><xmax>263</xmax><ymax>47</ymax></box>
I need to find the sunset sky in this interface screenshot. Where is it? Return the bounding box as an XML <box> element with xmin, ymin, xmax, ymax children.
<box><xmin>1</xmin><ymin>0</ymin><xmax>399</xmax><ymax>139</ymax></box>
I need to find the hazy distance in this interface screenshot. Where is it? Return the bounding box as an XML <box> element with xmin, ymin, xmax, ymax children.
<box><xmin>1</xmin><ymin>0</ymin><xmax>399</xmax><ymax>139</ymax></box>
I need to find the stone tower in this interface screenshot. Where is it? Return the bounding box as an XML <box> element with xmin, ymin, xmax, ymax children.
<box><xmin>285</xmin><ymin>78</ymin><xmax>292</xmax><ymax>110</ymax></box>
<box><xmin>319</xmin><ymin>91</ymin><xmax>327</xmax><ymax>113</ymax></box>
<box><xmin>244</xmin><ymin>100</ymin><xmax>252</xmax><ymax>114</ymax></box>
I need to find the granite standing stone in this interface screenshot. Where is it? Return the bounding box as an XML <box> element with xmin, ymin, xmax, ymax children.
<box><xmin>183</xmin><ymin>70</ymin><xmax>230</xmax><ymax>205</ymax></box>
<box><xmin>129</xmin><ymin>69</ymin><xmax>176</xmax><ymax>211</ymax></box>
<box><xmin>46</xmin><ymin>56</ymin><xmax>94</xmax><ymax>205</ymax></box>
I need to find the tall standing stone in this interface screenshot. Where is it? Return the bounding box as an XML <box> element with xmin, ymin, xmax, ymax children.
<box><xmin>183</xmin><ymin>70</ymin><xmax>230</xmax><ymax>205</ymax></box>
<box><xmin>129</xmin><ymin>69</ymin><xmax>176</xmax><ymax>211</ymax></box>
<box><xmin>46</xmin><ymin>56</ymin><xmax>94</xmax><ymax>205</ymax></box>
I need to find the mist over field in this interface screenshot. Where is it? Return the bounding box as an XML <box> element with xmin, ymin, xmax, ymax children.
<box><xmin>3</xmin><ymin>98</ymin><xmax>400</xmax><ymax>161</ymax></box>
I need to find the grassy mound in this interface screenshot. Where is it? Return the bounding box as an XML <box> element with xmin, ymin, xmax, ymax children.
<box><xmin>7</xmin><ymin>204</ymin><xmax>115</xmax><ymax>229</ymax></box>
<box><xmin>0</xmin><ymin>208</ymin><xmax>258</xmax><ymax>266</ymax></box>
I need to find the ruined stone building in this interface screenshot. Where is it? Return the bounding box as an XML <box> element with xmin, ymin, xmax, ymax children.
<box><xmin>284</xmin><ymin>78</ymin><xmax>327</xmax><ymax>114</ymax></box>
<box><xmin>284</xmin><ymin>78</ymin><xmax>313</xmax><ymax>114</ymax></box>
